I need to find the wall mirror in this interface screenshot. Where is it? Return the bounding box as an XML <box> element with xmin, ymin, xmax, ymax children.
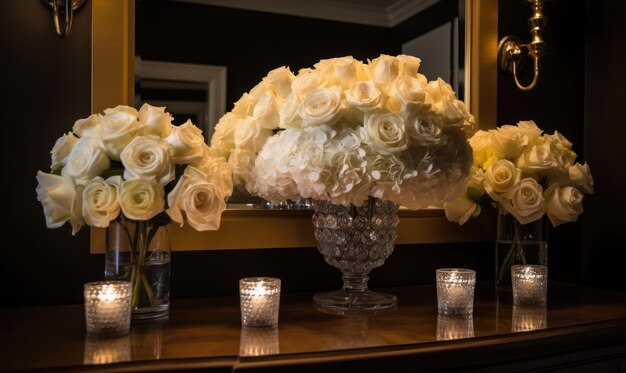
<box><xmin>91</xmin><ymin>0</ymin><xmax>497</xmax><ymax>252</ymax></box>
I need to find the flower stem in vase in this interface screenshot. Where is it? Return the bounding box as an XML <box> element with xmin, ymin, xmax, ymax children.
<box><xmin>131</xmin><ymin>220</ymin><xmax>156</xmax><ymax>308</ymax></box>
<box><xmin>498</xmin><ymin>219</ymin><xmax>525</xmax><ymax>282</ymax></box>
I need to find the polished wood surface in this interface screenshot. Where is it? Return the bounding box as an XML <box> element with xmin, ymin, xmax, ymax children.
<box><xmin>1</xmin><ymin>283</ymin><xmax>625</xmax><ymax>372</ymax></box>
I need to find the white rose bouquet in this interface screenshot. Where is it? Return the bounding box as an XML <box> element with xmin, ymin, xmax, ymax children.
<box><xmin>444</xmin><ymin>120</ymin><xmax>593</xmax><ymax>226</ymax></box>
<box><xmin>211</xmin><ymin>55</ymin><xmax>476</xmax><ymax>209</ymax></box>
<box><xmin>36</xmin><ymin>104</ymin><xmax>233</xmax><ymax>311</ymax></box>
<box><xmin>36</xmin><ymin>104</ymin><xmax>233</xmax><ymax>234</ymax></box>
<box><xmin>444</xmin><ymin>120</ymin><xmax>593</xmax><ymax>284</ymax></box>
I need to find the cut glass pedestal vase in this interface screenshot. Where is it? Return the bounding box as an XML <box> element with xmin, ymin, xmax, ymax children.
<box><xmin>312</xmin><ymin>197</ymin><xmax>399</xmax><ymax>314</ymax></box>
<box><xmin>105</xmin><ymin>214</ymin><xmax>171</xmax><ymax>319</ymax></box>
<box><xmin>495</xmin><ymin>205</ymin><xmax>548</xmax><ymax>294</ymax></box>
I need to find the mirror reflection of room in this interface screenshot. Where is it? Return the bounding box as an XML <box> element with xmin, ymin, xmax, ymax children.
<box><xmin>135</xmin><ymin>0</ymin><xmax>465</xmax><ymax>206</ymax></box>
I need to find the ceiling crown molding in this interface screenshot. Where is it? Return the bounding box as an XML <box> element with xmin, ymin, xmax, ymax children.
<box><xmin>174</xmin><ymin>0</ymin><xmax>436</xmax><ymax>28</ymax></box>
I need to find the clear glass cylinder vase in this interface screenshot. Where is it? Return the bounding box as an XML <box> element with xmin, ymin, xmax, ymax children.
<box><xmin>495</xmin><ymin>205</ymin><xmax>548</xmax><ymax>294</ymax></box>
<box><xmin>312</xmin><ymin>197</ymin><xmax>399</xmax><ymax>314</ymax></box>
<box><xmin>105</xmin><ymin>214</ymin><xmax>171</xmax><ymax>319</ymax></box>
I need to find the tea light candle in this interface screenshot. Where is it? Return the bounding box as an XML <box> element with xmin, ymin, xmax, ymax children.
<box><xmin>240</xmin><ymin>277</ymin><xmax>281</xmax><ymax>327</ymax></box>
<box><xmin>436</xmin><ymin>268</ymin><xmax>476</xmax><ymax>315</ymax></box>
<box><xmin>84</xmin><ymin>281</ymin><xmax>132</xmax><ymax>336</ymax></box>
<box><xmin>511</xmin><ymin>265</ymin><xmax>548</xmax><ymax>306</ymax></box>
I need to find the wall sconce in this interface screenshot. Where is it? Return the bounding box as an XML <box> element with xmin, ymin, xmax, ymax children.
<box><xmin>498</xmin><ymin>0</ymin><xmax>547</xmax><ymax>91</ymax></box>
<box><xmin>41</xmin><ymin>0</ymin><xmax>87</xmax><ymax>39</ymax></box>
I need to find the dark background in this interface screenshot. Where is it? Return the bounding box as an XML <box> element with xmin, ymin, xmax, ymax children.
<box><xmin>1</xmin><ymin>0</ymin><xmax>624</xmax><ymax>307</ymax></box>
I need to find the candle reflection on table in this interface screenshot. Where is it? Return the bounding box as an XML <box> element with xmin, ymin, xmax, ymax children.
<box><xmin>436</xmin><ymin>314</ymin><xmax>475</xmax><ymax>341</ymax></box>
<box><xmin>239</xmin><ymin>326</ymin><xmax>280</xmax><ymax>357</ymax></box>
<box><xmin>512</xmin><ymin>305</ymin><xmax>547</xmax><ymax>332</ymax></box>
<box><xmin>83</xmin><ymin>335</ymin><xmax>131</xmax><ymax>365</ymax></box>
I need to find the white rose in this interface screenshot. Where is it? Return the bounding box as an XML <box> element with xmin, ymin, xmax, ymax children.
<box><xmin>192</xmin><ymin>150</ymin><xmax>234</xmax><ymax>198</ymax></box>
<box><xmin>210</xmin><ymin>113</ymin><xmax>241</xmax><ymax>156</ymax></box>
<box><xmin>298</xmin><ymin>86</ymin><xmax>344</xmax><ymax>127</ymax></box>
<box><xmin>407</xmin><ymin>113</ymin><xmax>444</xmax><ymax>146</ymax></box>
<box><xmin>262</xmin><ymin>66</ymin><xmax>294</xmax><ymax>99</ymax></box>
<box><xmin>291</xmin><ymin>69</ymin><xmax>321</xmax><ymax>99</ymax></box>
<box><xmin>165</xmin><ymin>120</ymin><xmax>205</xmax><ymax>164</ymax></box>
<box><xmin>119</xmin><ymin>178</ymin><xmax>164</xmax><ymax>221</ymax></box>
<box><xmin>100</xmin><ymin>105</ymin><xmax>144</xmax><ymax>160</ymax></box>
<box><xmin>544</xmin><ymin>184</ymin><xmax>584</xmax><ymax>227</ymax></box>
<box><xmin>396</xmin><ymin>54</ymin><xmax>421</xmax><ymax>77</ymax></box>
<box><xmin>253</xmin><ymin>92</ymin><xmax>280</xmax><ymax>129</ymax></box>
<box><xmin>36</xmin><ymin>171</ymin><xmax>84</xmax><ymax>235</ymax></box>
<box><xmin>73</xmin><ymin>114</ymin><xmax>102</xmax><ymax>138</ymax></box>
<box><xmin>444</xmin><ymin>195</ymin><xmax>480</xmax><ymax>225</ymax></box>
<box><xmin>484</xmin><ymin>159</ymin><xmax>521</xmax><ymax>201</ymax></box>
<box><xmin>501</xmin><ymin>177</ymin><xmax>545</xmax><ymax>224</ymax></box>
<box><xmin>516</xmin><ymin>138</ymin><xmax>565</xmax><ymax>178</ymax></box>
<box><xmin>279</xmin><ymin>93</ymin><xmax>302</xmax><ymax>129</ymax></box>
<box><xmin>345</xmin><ymin>81</ymin><xmax>384</xmax><ymax>113</ymax></box>
<box><xmin>233</xmin><ymin>117</ymin><xmax>274</xmax><ymax>152</ymax></box>
<box><xmin>228</xmin><ymin>147</ymin><xmax>257</xmax><ymax>188</ymax></box>
<box><xmin>386</xmin><ymin>75</ymin><xmax>429</xmax><ymax>113</ymax></box>
<box><xmin>425</xmin><ymin>78</ymin><xmax>456</xmax><ymax>102</ymax></box>
<box><xmin>50</xmin><ymin>132</ymin><xmax>79</xmax><ymax>169</ymax></box>
<box><xmin>82</xmin><ymin>176</ymin><xmax>120</xmax><ymax>228</ymax></box>
<box><xmin>545</xmin><ymin>131</ymin><xmax>577</xmax><ymax>168</ymax></box>
<box><xmin>489</xmin><ymin>125</ymin><xmax>528</xmax><ymax>159</ymax></box>
<box><xmin>568</xmin><ymin>162</ymin><xmax>594</xmax><ymax>194</ymax></box>
<box><xmin>167</xmin><ymin>167</ymin><xmax>227</xmax><ymax>231</ymax></box>
<box><xmin>61</xmin><ymin>136</ymin><xmax>111</xmax><ymax>186</ymax></box>
<box><xmin>363</xmin><ymin>112</ymin><xmax>407</xmax><ymax>155</ymax></box>
<box><xmin>316</xmin><ymin>56</ymin><xmax>364</xmax><ymax>89</ymax></box>
<box><xmin>138</xmin><ymin>103</ymin><xmax>173</xmax><ymax>138</ymax></box>
<box><xmin>469</xmin><ymin>130</ymin><xmax>498</xmax><ymax>169</ymax></box>
<box><xmin>368</xmin><ymin>54</ymin><xmax>399</xmax><ymax>92</ymax></box>
<box><xmin>466</xmin><ymin>166</ymin><xmax>486</xmax><ymax>197</ymax></box>
<box><xmin>517</xmin><ymin>120</ymin><xmax>542</xmax><ymax>141</ymax></box>
<box><xmin>121</xmin><ymin>135</ymin><xmax>175</xmax><ymax>186</ymax></box>
<box><xmin>232</xmin><ymin>93</ymin><xmax>255</xmax><ymax>117</ymax></box>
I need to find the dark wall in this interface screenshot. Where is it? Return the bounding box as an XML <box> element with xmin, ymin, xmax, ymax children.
<box><xmin>581</xmin><ymin>0</ymin><xmax>626</xmax><ymax>291</ymax></box>
<box><xmin>0</xmin><ymin>1</ymin><xmax>103</xmax><ymax>306</ymax></box>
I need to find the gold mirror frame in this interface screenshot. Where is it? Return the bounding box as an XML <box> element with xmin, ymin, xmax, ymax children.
<box><xmin>90</xmin><ymin>0</ymin><xmax>497</xmax><ymax>253</ymax></box>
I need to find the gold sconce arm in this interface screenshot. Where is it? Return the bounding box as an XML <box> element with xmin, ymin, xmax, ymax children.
<box><xmin>42</xmin><ymin>0</ymin><xmax>86</xmax><ymax>39</ymax></box>
<box><xmin>498</xmin><ymin>0</ymin><xmax>547</xmax><ymax>92</ymax></box>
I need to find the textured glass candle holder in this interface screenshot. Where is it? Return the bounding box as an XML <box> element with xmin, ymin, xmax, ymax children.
<box><xmin>239</xmin><ymin>326</ymin><xmax>280</xmax><ymax>357</ymax></box>
<box><xmin>240</xmin><ymin>277</ymin><xmax>281</xmax><ymax>327</ymax></box>
<box><xmin>511</xmin><ymin>265</ymin><xmax>548</xmax><ymax>306</ymax></box>
<box><xmin>436</xmin><ymin>268</ymin><xmax>476</xmax><ymax>315</ymax></box>
<box><xmin>512</xmin><ymin>305</ymin><xmax>547</xmax><ymax>332</ymax></box>
<box><xmin>436</xmin><ymin>314</ymin><xmax>475</xmax><ymax>341</ymax></box>
<box><xmin>84</xmin><ymin>281</ymin><xmax>132</xmax><ymax>336</ymax></box>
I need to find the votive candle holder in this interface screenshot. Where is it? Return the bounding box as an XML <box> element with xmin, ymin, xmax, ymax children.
<box><xmin>436</xmin><ymin>268</ymin><xmax>476</xmax><ymax>315</ymax></box>
<box><xmin>84</xmin><ymin>281</ymin><xmax>132</xmax><ymax>336</ymax></box>
<box><xmin>511</xmin><ymin>265</ymin><xmax>548</xmax><ymax>306</ymax></box>
<box><xmin>240</xmin><ymin>277</ymin><xmax>281</xmax><ymax>327</ymax></box>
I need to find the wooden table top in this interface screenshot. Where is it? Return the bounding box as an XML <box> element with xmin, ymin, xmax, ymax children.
<box><xmin>1</xmin><ymin>282</ymin><xmax>625</xmax><ymax>372</ymax></box>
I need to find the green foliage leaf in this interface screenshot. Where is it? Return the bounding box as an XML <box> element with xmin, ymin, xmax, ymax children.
<box><xmin>467</xmin><ymin>186</ymin><xmax>483</xmax><ymax>202</ymax></box>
